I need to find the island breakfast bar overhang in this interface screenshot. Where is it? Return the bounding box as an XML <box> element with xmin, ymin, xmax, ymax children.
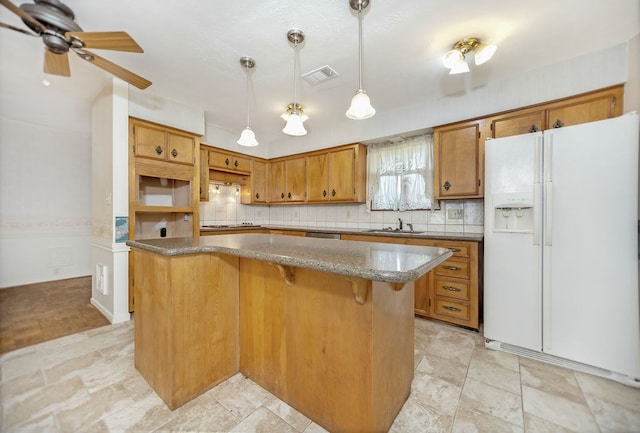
<box><xmin>127</xmin><ymin>234</ymin><xmax>452</xmax><ymax>433</ymax></box>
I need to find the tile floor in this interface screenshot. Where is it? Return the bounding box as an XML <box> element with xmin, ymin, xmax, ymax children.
<box><xmin>1</xmin><ymin>317</ymin><xmax>639</xmax><ymax>432</ymax></box>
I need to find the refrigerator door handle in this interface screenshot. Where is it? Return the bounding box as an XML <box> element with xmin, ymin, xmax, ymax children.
<box><xmin>534</xmin><ymin>135</ymin><xmax>542</xmax><ymax>184</ymax></box>
<box><xmin>544</xmin><ymin>134</ymin><xmax>553</xmax><ymax>182</ymax></box>
<box><xmin>533</xmin><ymin>183</ymin><xmax>542</xmax><ymax>245</ymax></box>
<box><xmin>544</xmin><ymin>181</ymin><xmax>553</xmax><ymax>245</ymax></box>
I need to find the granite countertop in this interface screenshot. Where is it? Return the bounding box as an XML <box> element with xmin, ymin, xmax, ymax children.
<box><xmin>200</xmin><ymin>224</ymin><xmax>484</xmax><ymax>242</ymax></box>
<box><xmin>127</xmin><ymin>234</ymin><xmax>453</xmax><ymax>283</ymax></box>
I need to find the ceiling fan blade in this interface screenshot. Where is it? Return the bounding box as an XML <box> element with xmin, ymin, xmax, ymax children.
<box><xmin>0</xmin><ymin>20</ymin><xmax>39</xmax><ymax>35</ymax></box>
<box><xmin>44</xmin><ymin>49</ymin><xmax>70</xmax><ymax>76</ymax></box>
<box><xmin>75</xmin><ymin>49</ymin><xmax>151</xmax><ymax>89</ymax></box>
<box><xmin>66</xmin><ymin>31</ymin><xmax>143</xmax><ymax>52</ymax></box>
<box><xmin>0</xmin><ymin>0</ymin><xmax>46</xmax><ymax>33</ymax></box>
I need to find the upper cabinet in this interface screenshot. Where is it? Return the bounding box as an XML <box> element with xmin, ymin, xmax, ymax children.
<box><xmin>488</xmin><ymin>85</ymin><xmax>623</xmax><ymax>138</ymax></box>
<box><xmin>247</xmin><ymin>159</ymin><xmax>267</xmax><ymax>204</ymax></box>
<box><xmin>268</xmin><ymin>156</ymin><xmax>306</xmax><ymax>203</ymax></box>
<box><xmin>209</xmin><ymin>149</ymin><xmax>252</xmax><ymax>174</ymax></box>
<box><xmin>133</xmin><ymin>120</ymin><xmax>196</xmax><ymax>165</ymax></box>
<box><xmin>306</xmin><ymin>144</ymin><xmax>367</xmax><ymax>202</ymax></box>
<box><xmin>433</xmin><ymin>120</ymin><xmax>486</xmax><ymax>199</ymax></box>
<box><xmin>435</xmin><ymin>85</ymin><xmax>624</xmax><ymax>199</ymax></box>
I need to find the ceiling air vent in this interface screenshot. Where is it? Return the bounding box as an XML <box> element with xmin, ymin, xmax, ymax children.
<box><xmin>301</xmin><ymin>65</ymin><xmax>339</xmax><ymax>85</ymax></box>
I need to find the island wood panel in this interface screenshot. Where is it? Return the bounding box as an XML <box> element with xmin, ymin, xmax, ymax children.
<box><xmin>238</xmin><ymin>257</ymin><xmax>414</xmax><ymax>433</ymax></box>
<box><xmin>133</xmin><ymin>250</ymin><xmax>240</xmax><ymax>409</ymax></box>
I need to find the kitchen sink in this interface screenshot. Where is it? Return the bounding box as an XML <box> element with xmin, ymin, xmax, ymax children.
<box><xmin>363</xmin><ymin>229</ymin><xmax>425</xmax><ymax>235</ymax></box>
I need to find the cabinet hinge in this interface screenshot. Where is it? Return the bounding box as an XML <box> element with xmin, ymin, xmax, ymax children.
<box><xmin>477</xmin><ymin>131</ymin><xmax>481</xmax><ymax>139</ymax></box>
<box><xmin>613</xmin><ymin>96</ymin><xmax>617</xmax><ymax>107</ymax></box>
<box><xmin>490</xmin><ymin>123</ymin><xmax>494</xmax><ymax>130</ymax></box>
<box><xmin>478</xmin><ymin>179</ymin><xmax>481</xmax><ymax>187</ymax></box>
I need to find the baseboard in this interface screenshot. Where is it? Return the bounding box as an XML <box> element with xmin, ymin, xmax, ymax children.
<box><xmin>90</xmin><ymin>297</ymin><xmax>130</xmax><ymax>324</ymax></box>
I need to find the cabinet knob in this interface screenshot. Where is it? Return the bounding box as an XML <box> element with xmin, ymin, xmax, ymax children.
<box><xmin>528</xmin><ymin>124</ymin><xmax>539</xmax><ymax>133</ymax></box>
<box><xmin>225</xmin><ymin>158</ymin><xmax>230</xmax><ymax>166</ymax></box>
<box><xmin>234</xmin><ymin>160</ymin><xmax>239</xmax><ymax>168</ymax></box>
<box><xmin>287</xmin><ymin>192</ymin><xmax>292</xmax><ymax>199</ymax></box>
<box><xmin>322</xmin><ymin>190</ymin><xmax>327</xmax><ymax>197</ymax></box>
<box><xmin>552</xmin><ymin>119</ymin><xmax>564</xmax><ymax>128</ymax></box>
<box><xmin>443</xmin><ymin>181</ymin><xmax>451</xmax><ymax>191</ymax></box>
<box><xmin>281</xmin><ymin>192</ymin><xmax>285</xmax><ymax>199</ymax></box>
<box><xmin>171</xmin><ymin>149</ymin><xmax>178</xmax><ymax>158</ymax></box>
<box><xmin>155</xmin><ymin>146</ymin><xmax>163</xmax><ymax>155</ymax></box>
<box><xmin>255</xmin><ymin>193</ymin><xmax>260</xmax><ymax>199</ymax></box>
<box><xmin>331</xmin><ymin>189</ymin><xmax>336</xmax><ymax>197</ymax></box>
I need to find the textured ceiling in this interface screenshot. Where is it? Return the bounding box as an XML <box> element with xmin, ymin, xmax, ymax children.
<box><xmin>1</xmin><ymin>0</ymin><xmax>638</xmax><ymax>156</ymax></box>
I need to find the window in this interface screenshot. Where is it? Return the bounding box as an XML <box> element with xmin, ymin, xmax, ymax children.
<box><xmin>367</xmin><ymin>135</ymin><xmax>436</xmax><ymax>211</ymax></box>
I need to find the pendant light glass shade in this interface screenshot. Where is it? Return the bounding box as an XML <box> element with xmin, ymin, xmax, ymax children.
<box><xmin>237</xmin><ymin>127</ymin><xmax>258</xmax><ymax>146</ymax></box>
<box><xmin>283</xmin><ymin>29</ymin><xmax>307</xmax><ymax>136</ymax></box>
<box><xmin>346</xmin><ymin>0</ymin><xmax>375</xmax><ymax>120</ymax></box>
<box><xmin>474</xmin><ymin>43</ymin><xmax>497</xmax><ymax>65</ymax></box>
<box><xmin>237</xmin><ymin>56</ymin><xmax>258</xmax><ymax>147</ymax></box>
<box><xmin>442</xmin><ymin>37</ymin><xmax>496</xmax><ymax>74</ymax></box>
<box><xmin>346</xmin><ymin>89</ymin><xmax>375</xmax><ymax>119</ymax></box>
<box><xmin>282</xmin><ymin>112</ymin><xmax>307</xmax><ymax>136</ymax></box>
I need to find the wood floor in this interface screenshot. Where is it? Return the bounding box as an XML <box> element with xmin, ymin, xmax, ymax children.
<box><xmin>0</xmin><ymin>276</ymin><xmax>110</xmax><ymax>354</ymax></box>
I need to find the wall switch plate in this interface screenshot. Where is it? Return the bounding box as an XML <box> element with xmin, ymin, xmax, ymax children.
<box><xmin>447</xmin><ymin>209</ymin><xmax>463</xmax><ymax>220</ymax></box>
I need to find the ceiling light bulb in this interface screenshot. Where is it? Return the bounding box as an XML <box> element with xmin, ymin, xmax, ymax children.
<box><xmin>283</xmin><ymin>112</ymin><xmax>307</xmax><ymax>136</ymax></box>
<box><xmin>346</xmin><ymin>90</ymin><xmax>376</xmax><ymax>119</ymax></box>
<box><xmin>442</xmin><ymin>49</ymin><xmax>463</xmax><ymax>69</ymax></box>
<box><xmin>237</xmin><ymin>127</ymin><xmax>259</xmax><ymax>147</ymax></box>
<box><xmin>474</xmin><ymin>43</ymin><xmax>497</xmax><ymax>65</ymax></box>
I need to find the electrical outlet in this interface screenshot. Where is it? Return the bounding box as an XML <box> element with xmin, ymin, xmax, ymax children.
<box><xmin>447</xmin><ymin>209</ymin><xmax>463</xmax><ymax>220</ymax></box>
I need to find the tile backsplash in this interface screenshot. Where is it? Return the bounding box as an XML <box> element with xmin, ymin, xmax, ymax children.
<box><xmin>201</xmin><ymin>183</ymin><xmax>484</xmax><ymax>233</ymax></box>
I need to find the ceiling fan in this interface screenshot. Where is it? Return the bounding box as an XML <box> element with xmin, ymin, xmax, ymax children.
<box><xmin>0</xmin><ymin>0</ymin><xmax>151</xmax><ymax>89</ymax></box>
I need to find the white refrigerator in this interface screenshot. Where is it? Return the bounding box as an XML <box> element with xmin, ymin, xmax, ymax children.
<box><xmin>483</xmin><ymin>112</ymin><xmax>640</xmax><ymax>384</ymax></box>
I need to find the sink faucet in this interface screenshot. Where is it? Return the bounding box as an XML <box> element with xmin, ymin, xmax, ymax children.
<box><xmin>398</xmin><ymin>218</ymin><xmax>403</xmax><ymax>230</ymax></box>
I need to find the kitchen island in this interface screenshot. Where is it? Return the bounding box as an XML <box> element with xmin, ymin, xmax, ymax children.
<box><xmin>127</xmin><ymin>234</ymin><xmax>452</xmax><ymax>433</ymax></box>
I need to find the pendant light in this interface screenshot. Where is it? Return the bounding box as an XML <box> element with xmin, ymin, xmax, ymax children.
<box><xmin>237</xmin><ymin>56</ymin><xmax>258</xmax><ymax>147</ymax></box>
<box><xmin>282</xmin><ymin>29</ymin><xmax>308</xmax><ymax>136</ymax></box>
<box><xmin>346</xmin><ymin>0</ymin><xmax>375</xmax><ymax>120</ymax></box>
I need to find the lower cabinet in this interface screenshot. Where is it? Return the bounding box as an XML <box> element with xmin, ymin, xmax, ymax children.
<box><xmin>342</xmin><ymin>234</ymin><xmax>482</xmax><ymax>330</ymax></box>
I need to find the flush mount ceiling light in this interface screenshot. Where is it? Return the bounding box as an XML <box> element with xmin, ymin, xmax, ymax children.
<box><xmin>346</xmin><ymin>0</ymin><xmax>375</xmax><ymax>120</ymax></box>
<box><xmin>282</xmin><ymin>28</ymin><xmax>308</xmax><ymax>137</ymax></box>
<box><xmin>443</xmin><ymin>37</ymin><xmax>496</xmax><ymax>74</ymax></box>
<box><xmin>237</xmin><ymin>56</ymin><xmax>258</xmax><ymax>147</ymax></box>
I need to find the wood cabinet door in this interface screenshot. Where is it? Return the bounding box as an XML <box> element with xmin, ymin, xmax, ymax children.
<box><xmin>209</xmin><ymin>150</ymin><xmax>233</xmax><ymax>170</ymax></box>
<box><xmin>329</xmin><ymin>147</ymin><xmax>356</xmax><ymax>201</ymax></box>
<box><xmin>285</xmin><ymin>156</ymin><xmax>306</xmax><ymax>201</ymax></box>
<box><xmin>251</xmin><ymin>160</ymin><xmax>267</xmax><ymax>203</ymax></box>
<box><xmin>134</xmin><ymin>123</ymin><xmax>166</xmax><ymax>161</ymax></box>
<box><xmin>434</xmin><ymin>121</ymin><xmax>482</xmax><ymax>199</ymax></box>
<box><xmin>268</xmin><ymin>160</ymin><xmax>286</xmax><ymax>202</ymax></box>
<box><xmin>199</xmin><ymin>148</ymin><xmax>209</xmax><ymax>201</ymax></box>
<box><xmin>232</xmin><ymin>155</ymin><xmax>252</xmax><ymax>173</ymax></box>
<box><xmin>306</xmin><ymin>153</ymin><xmax>329</xmax><ymax>201</ymax></box>
<box><xmin>166</xmin><ymin>133</ymin><xmax>195</xmax><ymax>165</ymax></box>
<box><xmin>490</xmin><ymin>110</ymin><xmax>545</xmax><ymax>138</ymax></box>
<box><xmin>546</xmin><ymin>87</ymin><xmax>622</xmax><ymax>129</ymax></box>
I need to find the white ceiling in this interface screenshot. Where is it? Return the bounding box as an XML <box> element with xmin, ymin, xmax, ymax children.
<box><xmin>1</xmin><ymin>0</ymin><xmax>639</xmax><ymax>155</ymax></box>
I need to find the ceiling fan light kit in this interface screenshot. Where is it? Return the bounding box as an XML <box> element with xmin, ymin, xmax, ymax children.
<box><xmin>0</xmin><ymin>0</ymin><xmax>151</xmax><ymax>89</ymax></box>
<box><xmin>237</xmin><ymin>56</ymin><xmax>259</xmax><ymax>147</ymax></box>
<box><xmin>282</xmin><ymin>28</ymin><xmax>308</xmax><ymax>137</ymax></box>
<box><xmin>443</xmin><ymin>37</ymin><xmax>497</xmax><ymax>74</ymax></box>
<box><xmin>346</xmin><ymin>0</ymin><xmax>375</xmax><ymax>120</ymax></box>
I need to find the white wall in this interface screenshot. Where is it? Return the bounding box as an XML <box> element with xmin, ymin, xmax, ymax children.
<box><xmin>89</xmin><ymin>78</ymin><xmax>131</xmax><ymax>323</ymax></box>
<box><xmin>0</xmin><ymin>83</ymin><xmax>92</xmax><ymax>287</ymax></box>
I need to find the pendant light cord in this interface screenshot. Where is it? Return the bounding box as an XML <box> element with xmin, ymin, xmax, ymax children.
<box><xmin>292</xmin><ymin>40</ymin><xmax>298</xmax><ymax>113</ymax></box>
<box><xmin>245</xmin><ymin>64</ymin><xmax>251</xmax><ymax>127</ymax></box>
<box><xmin>357</xmin><ymin>3</ymin><xmax>363</xmax><ymax>91</ymax></box>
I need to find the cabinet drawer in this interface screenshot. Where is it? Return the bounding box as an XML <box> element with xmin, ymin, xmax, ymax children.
<box><xmin>434</xmin><ymin>278</ymin><xmax>469</xmax><ymax>301</ymax></box>
<box><xmin>434</xmin><ymin>299</ymin><xmax>469</xmax><ymax>321</ymax></box>
<box><xmin>135</xmin><ymin>125</ymin><xmax>166</xmax><ymax>160</ymax></box>
<box><xmin>433</xmin><ymin>241</ymin><xmax>469</xmax><ymax>258</ymax></box>
<box><xmin>435</xmin><ymin>259</ymin><xmax>470</xmax><ymax>279</ymax></box>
